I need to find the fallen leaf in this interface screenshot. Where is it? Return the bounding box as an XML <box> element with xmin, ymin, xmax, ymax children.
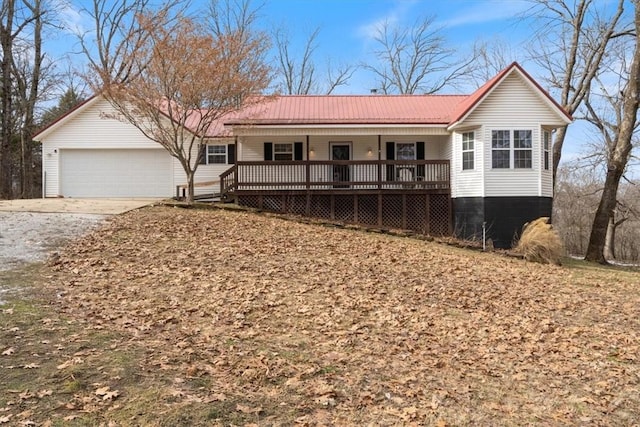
<box><xmin>95</xmin><ymin>386</ymin><xmax>111</xmax><ymax>396</ymax></box>
<box><xmin>102</xmin><ymin>390</ymin><xmax>120</xmax><ymax>401</ymax></box>
<box><xmin>37</xmin><ymin>390</ymin><xmax>52</xmax><ymax>398</ymax></box>
<box><xmin>236</xmin><ymin>404</ymin><xmax>262</xmax><ymax>414</ymax></box>
<box><xmin>22</xmin><ymin>363</ymin><xmax>40</xmax><ymax>369</ymax></box>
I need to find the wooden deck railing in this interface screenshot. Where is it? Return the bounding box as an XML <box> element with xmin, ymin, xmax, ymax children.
<box><xmin>220</xmin><ymin>160</ymin><xmax>450</xmax><ymax>196</ymax></box>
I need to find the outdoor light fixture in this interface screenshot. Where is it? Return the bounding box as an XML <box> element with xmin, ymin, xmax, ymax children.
<box><xmin>367</xmin><ymin>147</ymin><xmax>373</xmax><ymax>156</ymax></box>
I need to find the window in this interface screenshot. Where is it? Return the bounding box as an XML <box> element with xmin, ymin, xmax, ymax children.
<box><xmin>513</xmin><ymin>130</ymin><xmax>532</xmax><ymax>168</ymax></box>
<box><xmin>491</xmin><ymin>130</ymin><xmax>511</xmax><ymax>169</ymax></box>
<box><xmin>207</xmin><ymin>144</ymin><xmax>227</xmax><ymax>164</ymax></box>
<box><xmin>462</xmin><ymin>132</ymin><xmax>474</xmax><ymax>170</ymax></box>
<box><xmin>274</xmin><ymin>143</ymin><xmax>293</xmax><ymax>161</ymax></box>
<box><xmin>543</xmin><ymin>130</ymin><xmax>551</xmax><ymax>170</ymax></box>
<box><xmin>491</xmin><ymin>129</ymin><xmax>533</xmax><ymax>169</ymax></box>
<box><xmin>396</xmin><ymin>143</ymin><xmax>416</xmax><ymax>160</ymax></box>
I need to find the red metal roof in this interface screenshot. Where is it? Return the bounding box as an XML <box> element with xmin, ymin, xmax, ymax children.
<box><xmin>223</xmin><ymin>94</ymin><xmax>468</xmax><ymax>128</ymax></box>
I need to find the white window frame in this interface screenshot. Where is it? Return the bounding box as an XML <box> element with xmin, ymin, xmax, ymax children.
<box><xmin>462</xmin><ymin>132</ymin><xmax>474</xmax><ymax>170</ymax></box>
<box><xmin>206</xmin><ymin>144</ymin><xmax>227</xmax><ymax>164</ymax></box>
<box><xmin>513</xmin><ymin>130</ymin><xmax>532</xmax><ymax>169</ymax></box>
<box><xmin>491</xmin><ymin>130</ymin><xmax>511</xmax><ymax>169</ymax></box>
<box><xmin>543</xmin><ymin>130</ymin><xmax>551</xmax><ymax>171</ymax></box>
<box><xmin>491</xmin><ymin>129</ymin><xmax>533</xmax><ymax>169</ymax></box>
<box><xmin>274</xmin><ymin>143</ymin><xmax>293</xmax><ymax>161</ymax></box>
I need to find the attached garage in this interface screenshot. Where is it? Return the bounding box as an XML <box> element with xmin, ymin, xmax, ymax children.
<box><xmin>59</xmin><ymin>149</ymin><xmax>172</xmax><ymax>198</ymax></box>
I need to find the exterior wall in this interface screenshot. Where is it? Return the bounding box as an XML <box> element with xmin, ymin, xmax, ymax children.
<box><xmin>39</xmin><ymin>96</ymin><xmax>234</xmax><ymax>198</ymax></box>
<box><xmin>39</xmin><ymin>97</ymin><xmax>171</xmax><ymax>197</ymax></box>
<box><xmin>462</xmin><ymin>73</ymin><xmax>562</xmax><ymax>198</ymax></box>
<box><xmin>450</xmin><ymin>127</ymin><xmax>483</xmax><ymax>198</ymax></box>
<box><xmin>173</xmin><ymin>138</ymin><xmax>235</xmax><ymax>196</ymax></box>
<box><xmin>239</xmin><ymin>134</ymin><xmax>449</xmax><ymax>161</ymax></box>
<box><xmin>453</xmin><ymin>196</ymin><xmax>553</xmax><ymax>248</ymax></box>
<box><xmin>237</xmin><ymin>134</ymin><xmax>451</xmax><ymax>187</ymax></box>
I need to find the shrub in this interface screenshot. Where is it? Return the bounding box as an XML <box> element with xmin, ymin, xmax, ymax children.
<box><xmin>515</xmin><ymin>217</ymin><xmax>564</xmax><ymax>264</ymax></box>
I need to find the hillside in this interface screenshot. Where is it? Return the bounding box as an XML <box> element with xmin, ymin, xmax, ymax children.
<box><xmin>2</xmin><ymin>206</ymin><xmax>639</xmax><ymax>425</ymax></box>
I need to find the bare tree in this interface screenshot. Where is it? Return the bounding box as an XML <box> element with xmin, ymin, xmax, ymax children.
<box><xmin>95</xmin><ymin>13</ymin><xmax>272</xmax><ymax>203</ymax></box>
<box><xmin>79</xmin><ymin>0</ymin><xmax>187</xmax><ymax>87</ymax></box>
<box><xmin>465</xmin><ymin>38</ymin><xmax>519</xmax><ymax>87</ymax></box>
<box><xmin>0</xmin><ymin>0</ymin><xmax>46</xmax><ymax>199</ymax></box>
<box><xmin>527</xmin><ymin>0</ymin><xmax>630</xmax><ymax>186</ymax></box>
<box><xmin>274</xmin><ymin>26</ymin><xmax>318</xmax><ymax>94</ymax></box>
<box><xmin>582</xmin><ymin>7</ymin><xmax>640</xmax><ymax>264</ymax></box>
<box><xmin>604</xmin><ymin>197</ymin><xmax>639</xmax><ymax>260</ymax></box>
<box><xmin>553</xmin><ymin>165</ymin><xmax>602</xmax><ymax>255</ymax></box>
<box><xmin>11</xmin><ymin>0</ymin><xmax>47</xmax><ymax>198</ymax></box>
<box><xmin>273</xmin><ymin>26</ymin><xmax>355</xmax><ymax>94</ymax></box>
<box><xmin>363</xmin><ymin>15</ymin><xmax>476</xmax><ymax>94</ymax></box>
<box><xmin>0</xmin><ymin>0</ymin><xmax>18</xmax><ymax>198</ymax></box>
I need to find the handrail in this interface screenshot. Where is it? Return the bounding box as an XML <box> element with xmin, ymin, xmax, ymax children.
<box><xmin>219</xmin><ymin>164</ymin><xmax>238</xmax><ymax>196</ymax></box>
<box><xmin>223</xmin><ymin>160</ymin><xmax>450</xmax><ymax>193</ymax></box>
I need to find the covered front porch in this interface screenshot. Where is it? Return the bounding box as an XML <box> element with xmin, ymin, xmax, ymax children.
<box><xmin>219</xmin><ymin>159</ymin><xmax>452</xmax><ymax>235</ymax></box>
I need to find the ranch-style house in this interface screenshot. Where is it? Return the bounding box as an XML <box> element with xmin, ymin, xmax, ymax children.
<box><xmin>34</xmin><ymin>62</ymin><xmax>572</xmax><ymax>248</ymax></box>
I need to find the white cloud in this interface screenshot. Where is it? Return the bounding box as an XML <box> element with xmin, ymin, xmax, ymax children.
<box><xmin>355</xmin><ymin>0</ymin><xmax>417</xmax><ymax>39</ymax></box>
<box><xmin>438</xmin><ymin>0</ymin><xmax>531</xmax><ymax>28</ymax></box>
<box><xmin>51</xmin><ymin>0</ymin><xmax>86</xmax><ymax>36</ymax></box>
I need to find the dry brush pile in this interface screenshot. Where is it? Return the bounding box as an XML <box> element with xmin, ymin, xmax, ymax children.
<box><xmin>34</xmin><ymin>207</ymin><xmax>640</xmax><ymax>425</ymax></box>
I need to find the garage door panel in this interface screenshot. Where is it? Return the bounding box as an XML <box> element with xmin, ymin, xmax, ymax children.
<box><xmin>60</xmin><ymin>149</ymin><xmax>172</xmax><ymax>197</ymax></box>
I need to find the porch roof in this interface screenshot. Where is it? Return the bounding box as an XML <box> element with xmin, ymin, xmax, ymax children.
<box><xmin>222</xmin><ymin>95</ymin><xmax>468</xmax><ymax>128</ymax></box>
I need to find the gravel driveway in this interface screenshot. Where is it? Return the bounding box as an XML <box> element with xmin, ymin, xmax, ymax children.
<box><xmin>0</xmin><ymin>198</ymin><xmax>157</xmax><ymax>304</ymax></box>
<box><xmin>0</xmin><ymin>211</ymin><xmax>107</xmax><ymax>270</ymax></box>
<box><xmin>0</xmin><ymin>212</ymin><xmax>107</xmax><ymax>304</ymax></box>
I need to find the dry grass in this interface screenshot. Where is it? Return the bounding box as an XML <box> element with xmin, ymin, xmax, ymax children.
<box><xmin>515</xmin><ymin>217</ymin><xmax>564</xmax><ymax>264</ymax></box>
<box><xmin>2</xmin><ymin>207</ymin><xmax>639</xmax><ymax>426</ymax></box>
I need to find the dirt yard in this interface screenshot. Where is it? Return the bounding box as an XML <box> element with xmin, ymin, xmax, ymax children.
<box><xmin>1</xmin><ymin>206</ymin><xmax>639</xmax><ymax>426</ymax></box>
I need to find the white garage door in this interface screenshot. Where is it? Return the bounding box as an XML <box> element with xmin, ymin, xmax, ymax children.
<box><xmin>60</xmin><ymin>149</ymin><xmax>172</xmax><ymax>197</ymax></box>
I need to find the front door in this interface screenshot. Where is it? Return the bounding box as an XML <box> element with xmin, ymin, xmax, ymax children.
<box><xmin>330</xmin><ymin>143</ymin><xmax>351</xmax><ymax>188</ymax></box>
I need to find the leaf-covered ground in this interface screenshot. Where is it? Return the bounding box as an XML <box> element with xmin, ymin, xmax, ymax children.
<box><xmin>2</xmin><ymin>206</ymin><xmax>640</xmax><ymax>426</ymax></box>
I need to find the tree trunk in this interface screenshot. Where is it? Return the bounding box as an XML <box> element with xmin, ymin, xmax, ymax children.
<box><xmin>186</xmin><ymin>170</ymin><xmax>195</xmax><ymax>204</ymax></box>
<box><xmin>603</xmin><ymin>214</ymin><xmax>616</xmax><ymax>261</ymax></box>
<box><xmin>24</xmin><ymin>1</ymin><xmax>41</xmax><ymax>199</ymax></box>
<box><xmin>0</xmin><ymin>0</ymin><xmax>15</xmax><ymax>199</ymax></box>
<box><xmin>585</xmin><ymin>169</ymin><xmax>624</xmax><ymax>263</ymax></box>
<box><xmin>551</xmin><ymin>125</ymin><xmax>568</xmax><ymax>195</ymax></box>
<box><xmin>585</xmin><ymin>3</ymin><xmax>640</xmax><ymax>263</ymax></box>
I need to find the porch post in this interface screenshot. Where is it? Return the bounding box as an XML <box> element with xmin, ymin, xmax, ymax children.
<box><xmin>377</xmin><ymin>135</ymin><xmax>382</xmax><ymax>189</ymax></box>
<box><xmin>305</xmin><ymin>135</ymin><xmax>311</xmax><ymax>216</ymax></box>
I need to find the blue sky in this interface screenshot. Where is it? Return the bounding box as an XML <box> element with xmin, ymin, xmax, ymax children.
<box><xmin>50</xmin><ymin>0</ymin><xmax>534</xmax><ymax>95</ymax></box>
<box><xmin>48</xmin><ymin>0</ymin><xmax>609</xmax><ymax>163</ymax></box>
<box><xmin>258</xmin><ymin>0</ymin><xmax>533</xmax><ymax>93</ymax></box>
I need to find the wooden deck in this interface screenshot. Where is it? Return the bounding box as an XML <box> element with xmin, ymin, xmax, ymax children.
<box><xmin>220</xmin><ymin>160</ymin><xmax>452</xmax><ymax>235</ymax></box>
<box><xmin>220</xmin><ymin>160</ymin><xmax>450</xmax><ymax>194</ymax></box>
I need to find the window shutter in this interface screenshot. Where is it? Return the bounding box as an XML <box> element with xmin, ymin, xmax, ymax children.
<box><xmin>294</xmin><ymin>142</ymin><xmax>303</xmax><ymax>160</ymax></box>
<box><xmin>386</xmin><ymin>142</ymin><xmax>395</xmax><ymax>160</ymax></box>
<box><xmin>386</xmin><ymin>142</ymin><xmax>395</xmax><ymax>181</ymax></box>
<box><xmin>228</xmin><ymin>144</ymin><xmax>236</xmax><ymax>164</ymax></box>
<box><xmin>416</xmin><ymin>141</ymin><xmax>425</xmax><ymax>178</ymax></box>
<box><xmin>264</xmin><ymin>142</ymin><xmax>273</xmax><ymax>161</ymax></box>
<box><xmin>198</xmin><ymin>144</ymin><xmax>207</xmax><ymax>165</ymax></box>
<box><xmin>416</xmin><ymin>142</ymin><xmax>425</xmax><ymax>159</ymax></box>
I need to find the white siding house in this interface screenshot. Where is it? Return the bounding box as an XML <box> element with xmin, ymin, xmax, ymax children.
<box><xmin>34</xmin><ymin>62</ymin><xmax>572</xmax><ymax>247</ymax></box>
<box><xmin>36</xmin><ymin>97</ymin><xmax>235</xmax><ymax>198</ymax></box>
